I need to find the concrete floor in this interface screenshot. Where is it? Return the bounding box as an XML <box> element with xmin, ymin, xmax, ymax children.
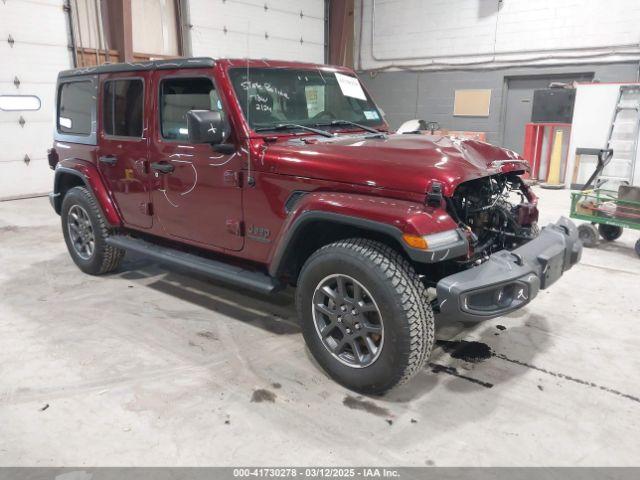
<box><xmin>0</xmin><ymin>187</ymin><xmax>639</xmax><ymax>466</ymax></box>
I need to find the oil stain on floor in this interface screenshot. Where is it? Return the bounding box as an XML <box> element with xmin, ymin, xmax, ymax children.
<box><xmin>434</xmin><ymin>338</ymin><xmax>640</xmax><ymax>404</ymax></box>
<box><xmin>428</xmin><ymin>363</ymin><xmax>494</xmax><ymax>388</ymax></box>
<box><xmin>343</xmin><ymin>395</ymin><xmax>391</xmax><ymax>418</ymax></box>
<box><xmin>435</xmin><ymin>339</ymin><xmax>493</xmax><ymax>363</ymax></box>
<box><xmin>251</xmin><ymin>389</ymin><xmax>277</xmax><ymax>403</ymax></box>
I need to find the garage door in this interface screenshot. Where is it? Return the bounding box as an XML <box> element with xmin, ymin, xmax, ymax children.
<box><xmin>188</xmin><ymin>0</ymin><xmax>325</xmax><ymax>64</ymax></box>
<box><xmin>0</xmin><ymin>0</ymin><xmax>72</xmax><ymax>200</ymax></box>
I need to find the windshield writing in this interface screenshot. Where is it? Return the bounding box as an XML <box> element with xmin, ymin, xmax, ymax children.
<box><xmin>229</xmin><ymin>68</ymin><xmax>383</xmax><ymax>131</ymax></box>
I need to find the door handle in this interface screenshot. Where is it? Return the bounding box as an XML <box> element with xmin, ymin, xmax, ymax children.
<box><xmin>98</xmin><ymin>155</ymin><xmax>117</xmax><ymax>166</ymax></box>
<box><xmin>151</xmin><ymin>161</ymin><xmax>175</xmax><ymax>174</ymax></box>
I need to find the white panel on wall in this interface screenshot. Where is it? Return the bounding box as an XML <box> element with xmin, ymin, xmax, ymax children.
<box><xmin>0</xmin><ymin>0</ymin><xmax>72</xmax><ymax>200</ymax></box>
<box><xmin>566</xmin><ymin>83</ymin><xmax>640</xmax><ymax>187</ymax></box>
<box><xmin>357</xmin><ymin>0</ymin><xmax>640</xmax><ymax>71</ymax></box>
<box><xmin>188</xmin><ymin>0</ymin><xmax>325</xmax><ymax>63</ymax></box>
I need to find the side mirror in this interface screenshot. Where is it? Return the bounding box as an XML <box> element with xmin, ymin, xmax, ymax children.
<box><xmin>186</xmin><ymin>110</ymin><xmax>230</xmax><ymax>145</ymax></box>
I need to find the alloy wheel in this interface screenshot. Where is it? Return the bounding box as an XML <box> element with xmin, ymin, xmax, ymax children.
<box><xmin>312</xmin><ymin>274</ymin><xmax>384</xmax><ymax>368</ymax></box>
<box><xmin>67</xmin><ymin>204</ymin><xmax>95</xmax><ymax>260</ymax></box>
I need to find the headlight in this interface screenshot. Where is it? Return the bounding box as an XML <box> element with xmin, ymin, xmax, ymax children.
<box><xmin>423</xmin><ymin>229</ymin><xmax>460</xmax><ymax>249</ymax></box>
<box><xmin>402</xmin><ymin>229</ymin><xmax>460</xmax><ymax>250</ymax></box>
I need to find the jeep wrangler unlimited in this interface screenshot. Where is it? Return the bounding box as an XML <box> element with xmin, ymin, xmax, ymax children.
<box><xmin>48</xmin><ymin>57</ymin><xmax>581</xmax><ymax>394</ymax></box>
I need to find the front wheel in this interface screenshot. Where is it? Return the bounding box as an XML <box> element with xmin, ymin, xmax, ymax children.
<box><xmin>296</xmin><ymin>239</ymin><xmax>434</xmax><ymax>395</ymax></box>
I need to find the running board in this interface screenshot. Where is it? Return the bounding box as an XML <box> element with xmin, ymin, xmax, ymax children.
<box><xmin>106</xmin><ymin>235</ymin><xmax>282</xmax><ymax>294</ymax></box>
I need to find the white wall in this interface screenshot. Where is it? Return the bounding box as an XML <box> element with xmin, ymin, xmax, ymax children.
<box><xmin>356</xmin><ymin>0</ymin><xmax>640</xmax><ymax>71</ymax></box>
<box><xmin>566</xmin><ymin>83</ymin><xmax>640</xmax><ymax>187</ymax></box>
<box><xmin>187</xmin><ymin>0</ymin><xmax>325</xmax><ymax>63</ymax></box>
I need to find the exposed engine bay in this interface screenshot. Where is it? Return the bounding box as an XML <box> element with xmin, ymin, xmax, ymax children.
<box><xmin>448</xmin><ymin>173</ymin><xmax>539</xmax><ymax>263</ymax></box>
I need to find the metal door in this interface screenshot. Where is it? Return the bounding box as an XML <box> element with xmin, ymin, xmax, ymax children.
<box><xmin>502</xmin><ymin>74</ymin><xmax>592</xmax><ymax>155</ymax></box>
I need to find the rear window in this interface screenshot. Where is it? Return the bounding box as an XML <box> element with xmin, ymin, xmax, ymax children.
<box><xmin>103</xmin><ymin>79</ymin><xmax>144</xmax><ymax>137</ymax></box>
<box><xmin>58</xmin><ymin>81</ymin><xmax>93</xmax><ymax>135</ymax></box>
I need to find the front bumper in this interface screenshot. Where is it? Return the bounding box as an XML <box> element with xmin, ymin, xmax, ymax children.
<box><xmin>436</xmin><ymin>217</ymin><xmax>582</xmax><ymax>322</ymax></box>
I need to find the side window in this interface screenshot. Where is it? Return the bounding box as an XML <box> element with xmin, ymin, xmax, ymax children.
<box><xmin>58</xmin><ymin>81</ymin><xmax>93</xmax><ymax>135</ymax></box>
<box><xmin>103</xmin><ymin>79</ymin><xmax>143</xmax><ymax>137</ymax></box>
<box><xmin>160</xmin><ymin>77</ymin><xmax>218</xmax><ymax>141</ymax></box>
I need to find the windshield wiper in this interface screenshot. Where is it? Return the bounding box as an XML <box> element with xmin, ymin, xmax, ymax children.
<box><xmin>254</xmin><ymin>123</ymin><xmax>334</xmax><ymax>138</ymax></box>
<box><xmin>313</xmin><ymin>120</ymin><xmax>386</xmax><ymax>138</ymax></box>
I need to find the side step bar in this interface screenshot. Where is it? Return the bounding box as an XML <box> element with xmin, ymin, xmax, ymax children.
<box><xmin>106</xmin><ymin>235</ymin><xmax>282</xmax><ymax>294</ymax></box>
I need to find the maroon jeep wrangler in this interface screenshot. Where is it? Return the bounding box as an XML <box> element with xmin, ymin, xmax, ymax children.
<box><xmin>48</xmin><ymin>57</ymin><xmax>581</xmax><ymax>394</ymax></box>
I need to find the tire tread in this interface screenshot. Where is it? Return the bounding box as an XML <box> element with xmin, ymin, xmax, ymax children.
<box><xmin>63</xmin><ymin>186</ymin><xmax>124</xmax><ymax>274</ymax></box>
<box><xmin>302</xmin><ymin>238</ymin><xmax>434</xmax><ymax>392</ymax></box>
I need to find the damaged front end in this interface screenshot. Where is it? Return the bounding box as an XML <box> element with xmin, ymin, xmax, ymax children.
<box><xmin>434</xmin><ymin>173</ymin><xmax>582</xmax><ymax>321</ymax></box>
<box><xmin>447</xmin><ymin>173</ymin><xmax>540</xmax><ymax>263</ymax></box>
<box><xmin>431</xmin><ymin>173</ymin><xmax>581</xmax><ymax>322</ymax></box>
<box><xmin>436</xmin><ymin>217</ymin><xmax>581</xmax><ymax>322</ymax></box>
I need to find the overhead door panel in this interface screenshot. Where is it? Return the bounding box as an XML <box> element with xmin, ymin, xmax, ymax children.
<box><xmin>0</xmin><ymin>0</ymin><xmax>72</xmax><ymax>199</ymax></box>
<box><xmin>188</xmin><ymin>0</ymin><xmax>325</xmax><ymax>63</ymax></box>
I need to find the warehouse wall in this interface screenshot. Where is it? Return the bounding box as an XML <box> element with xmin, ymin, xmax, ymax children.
<box><xmin>356</xmin><ymin>0</ymin><xmax>640</xmax><ymax>71</ymax></box>
<box><xmin>186</xmin><ymin>0</ymin><xmax>326</xmax><ymax>63</ymax></box>
<box><xmin>360</xmin><ymin>62</ymin><xmax>639</xmax><ymax>145</ymax></box>
<box><xmin>354</xmin><ymin>0</ymin><xmax>640</xmax><ymax>149</ymax></box>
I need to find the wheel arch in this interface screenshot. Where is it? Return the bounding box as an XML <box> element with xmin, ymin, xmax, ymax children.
<box><xmin>269</xmin><ymin>211</ymin><xmax>412</xmax><ymax>284</ymax></box>
<box><xmin>52</xmin><ymin>160</ymin><xmax>122</xmax><ymax>226</ymax></box>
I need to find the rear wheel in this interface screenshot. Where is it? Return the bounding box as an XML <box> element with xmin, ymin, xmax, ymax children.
<box><xmin>61</xmin><ymin>186</ymin><xmax>124</xmax><ymax>274</ymax></box>
<box><xmin>598</xmin><ymin>224</ymin><xmax>623</xmax><ymax>241</ymax></box>
<box><xmin>578</xmin><ymin>223</ymin><xmax>599</xmax><ymax>248</ymax></box>
<box><xmin>296</xmin><ymin>238</ymin><xmax>434</xmax><ymax>395</ymax></box>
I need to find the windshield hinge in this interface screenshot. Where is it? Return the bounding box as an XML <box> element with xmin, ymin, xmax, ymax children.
<box><xmin>427</xmin><ymin>182</ymin><xmax>443</xmax><ymax>207</ymax></box>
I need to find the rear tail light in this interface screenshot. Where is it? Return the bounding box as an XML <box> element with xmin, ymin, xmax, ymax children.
<box><xmin>47</xmin><ymin>148</ymin><xmax>58</xmax><ymax>170</ymax></box>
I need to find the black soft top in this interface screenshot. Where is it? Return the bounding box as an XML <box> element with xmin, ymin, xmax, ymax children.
<box><xmin>58</xmin><ymin>57</ymin><xmax>216</xmax><ymax>78</ymax></box>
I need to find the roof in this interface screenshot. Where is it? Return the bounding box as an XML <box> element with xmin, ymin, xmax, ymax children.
<box><xmin>58</xmin><ymin>57</ymin><xmax>355</xmax><ymax>79</ymax></box>
<box><xmin>58</xmin><ymin>57</ymin><xmax>216</xmax><ymax>78</ymax></box>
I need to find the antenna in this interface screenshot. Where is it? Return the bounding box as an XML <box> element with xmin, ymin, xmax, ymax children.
<box><xmin>245</xmin><ymin>21</ymin><xmax>255</xmax><ymax>187</ymax></box>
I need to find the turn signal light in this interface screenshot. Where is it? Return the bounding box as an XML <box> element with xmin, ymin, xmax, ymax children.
<box><xmin>402</xmin><ymin>234</ymin><xmax>428</xmax><ymax>250</ymax></box>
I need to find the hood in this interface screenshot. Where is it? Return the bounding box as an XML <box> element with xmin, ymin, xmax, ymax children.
<box><xmin>258</xmin><ymin>133</ymin><xmax>528</xmax><ymax>196</ymax></box>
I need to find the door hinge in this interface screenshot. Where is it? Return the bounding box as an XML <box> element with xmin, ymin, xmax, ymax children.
<box><xmin>140</xmin><ymin>202</ymin><xmax>153</xmax><ymax>216</ymax></box>
<box><xmin>223</xmin><ymin>170</ymin><xmax>240</xmax><ymax>187</ymax></box>
<box><xmin>134</xmin><ymin>159</ymin><xmax>149</xmax><ymax>175</ymax></box>
<box><xmin>226</xmin><ymin>219</ymin><xmax>243</xmax><ymax>236</ymax></box>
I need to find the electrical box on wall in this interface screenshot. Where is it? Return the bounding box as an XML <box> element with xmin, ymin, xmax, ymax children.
<box><xmin>531</xmin><ymin>89</ymin><xmax>576</xmax><ymax>124</ymax></box>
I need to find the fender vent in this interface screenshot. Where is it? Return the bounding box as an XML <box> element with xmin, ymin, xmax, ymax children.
<box><xmin>284</xmin><ymin>191</ymin><xmax>308</xmax><ymax>214</ymax></box>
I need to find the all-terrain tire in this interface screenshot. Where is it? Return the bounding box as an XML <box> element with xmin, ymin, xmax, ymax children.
<box><xmin>61</xmin><ymin>186</ymin><xmax>124</xmax><ymax>275</ymax></box>
<box><xmin>296</xmin><ymin>238</ymin><xmax>434</xmax><ymax>395</ymax></box>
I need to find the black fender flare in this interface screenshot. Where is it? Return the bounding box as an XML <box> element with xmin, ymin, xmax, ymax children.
<box><xmin>268</xmin><ymin>211</ymin><xmax>409</xmax><ymax>278</ymax></box>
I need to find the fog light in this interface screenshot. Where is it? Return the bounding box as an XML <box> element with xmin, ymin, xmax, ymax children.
<box><xmin>494</xmin><ymin>284</ymin><xmax>515</xmax><ymax>308</ymax></box>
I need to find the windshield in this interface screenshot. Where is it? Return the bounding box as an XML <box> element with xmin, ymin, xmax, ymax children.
<box><xmin>228</xmin><ymin>67</ymin><xmax>384</xmax><ymax>132</ymax></box>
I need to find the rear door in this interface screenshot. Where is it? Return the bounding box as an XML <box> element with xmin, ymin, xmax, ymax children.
<box><xmin>97</xmin><ymin>73</ymin><xmax>152</xmax><ymax>229</ymax></box>
<box><xmin>149</xmin><ymin>69</ymin><xmax>244</xmax><ymax>250</ymax></box>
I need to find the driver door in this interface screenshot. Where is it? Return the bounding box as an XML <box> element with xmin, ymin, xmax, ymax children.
<box><xmin>149</xmin><ymin>70</ymin><xmax>244</xmax><ymax>251</ymax></box>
